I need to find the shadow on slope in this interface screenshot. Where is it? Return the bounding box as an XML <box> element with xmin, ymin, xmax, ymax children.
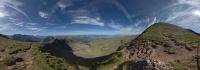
<box><xmin>42</xmin><ymin>39</ymin><xmax>120</xmax><ymax>70</ymax></box>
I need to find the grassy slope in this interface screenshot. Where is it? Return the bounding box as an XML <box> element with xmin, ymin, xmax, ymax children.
<box><xmin>0</xmin><ymin>37</ymin><xmax>31</xmax><ymax>54</ymax></box>
<box><xmin>127</xmin><ymin>23</ymin><xmax>200</xmax><ymax>70</ymax></box>
<box><xmin>69</xmin><ymin>36</ymin><xmax>134</xmax><ymax>58</ymax></box>
<box><xmin>138</xmin><ymin>23</ymin><xmax>200</xmax><ymax>44</ymax></box>
<box><xmin>0</xmin><ymin>37</ymin><xmax>80</xmax><ymax>70</ymax></box>
<box><xmin>0</xmin><ymin>35</ymin><xmax>134</xmax><ymax>70</ymax></box>
<box><xmin>0</xmin><ymin>37</ymin><xmax>31</xmax><ymax>70</ymax></box>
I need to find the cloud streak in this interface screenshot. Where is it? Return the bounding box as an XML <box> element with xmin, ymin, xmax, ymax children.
<box><xmin>57</xmin><ymin>0</ymin><xmax>72</xmax><ymax>10</ymax></box>
<box><xmin>39</xmin><ymin>11</ymin><xmax>49</xmax><ymax>19</ymax></box>
<box><xmin>110</xmin><ymin>0</ymin><xmax>133</xmax><ymax>23</ymax></box>
<box><xmin>0</xmin><ymin>1</ymin><xmax>32</xmax><ymax>22</ymax></box>
<box><xmin>108</xmin><ymin>20</ymin><xmax>144</xmax><ymax>35</ymax></box>
<box><xmin>161</xmin><ymin>0</ymin><xmax>200</xmax><ymax>33</ymax></box>
<box><xmin>71</xmin><ymin>16</ymin><xmax>104</xmax><ymax>26</ymax></box>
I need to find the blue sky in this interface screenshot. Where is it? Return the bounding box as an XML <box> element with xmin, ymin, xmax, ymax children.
<box><xmin>0</xmin><ymin>0</ymin><xmax>200</xmax><ymax>35</ymax></box>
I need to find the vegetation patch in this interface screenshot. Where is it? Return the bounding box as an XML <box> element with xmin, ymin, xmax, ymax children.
<box><xmin>3</xmin><ymin>55</ymin><xmax>16</xmax><ymax>66</ymax></box>
<box><xmin>164</xmin><ymin>47</ymin><xmax>176</xmax><ymax>54</ymax></box>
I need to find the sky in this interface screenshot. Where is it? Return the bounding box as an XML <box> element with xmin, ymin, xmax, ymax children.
<box><xmin>0</xmin><ymin>0</ymin><xmax>200</xmax><ymax>35</ymax></box>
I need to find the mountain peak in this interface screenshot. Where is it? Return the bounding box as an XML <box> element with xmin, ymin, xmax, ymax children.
<box><xmin>136</xmin><ymin>23</ymin><xmax>200</xmax><ymax>44</ymax></box>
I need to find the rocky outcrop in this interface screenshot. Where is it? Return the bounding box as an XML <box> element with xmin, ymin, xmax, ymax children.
<box><xmin>124</xmin><ymin>42</ymin><xmax>171</xmax><ymax>70</ymax></box>
<box><xmin>126</xmin><ymin>41</ymin><xmax>153</xmax><ymax>60</ymax></box>
<box><xmin>126</xmin><ymin>58</ymin><xmax>171</xmax><ymax>70</ymax></box>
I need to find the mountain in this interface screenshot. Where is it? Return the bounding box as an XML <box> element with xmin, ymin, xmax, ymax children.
<box><xmin>0</xmin><ymin>23</ymin><xmax>200</xmax><ymax>70</ymax></box>
<box><xmin>42</xmin><ymin>36</ymin><xmax>55</xmax><ymax>42</ymax></box>
<box><xmin>117</xmin><ymin>23</ymin><xmax>200</xmax><ymax>70</ymax></box>
<box><xmin>0</xmin><ymin>34</ymin><xmax>9</xmax><ymax>39</ymax></box>
<box><xmin>42</xmin><ymin>35</ymin><xmax>134</xmax><ymax>43</ymax></box>
<box><xmin>187</xmin><ymin>29</ymin><xmax>200</xmax><ymax>36</ymax></box>
<box><xmin>11</xmin><ymin>34</ymin><xmax>44</xmax><ymax>42</ymax></box>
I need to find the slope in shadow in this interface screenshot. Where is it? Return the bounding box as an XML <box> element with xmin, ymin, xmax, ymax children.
<box><xmin>42</xmin><ymin>39</ymin><xmax>118</xmax><ymax>69</ymax></box>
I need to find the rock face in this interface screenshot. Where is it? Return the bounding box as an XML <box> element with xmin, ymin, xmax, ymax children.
<box><xmin>127</xmin><ymin>58</ymin><xmax>170</xmax><ymax>70</ymax></box>
<box><xmin>125</xmin><ymin>42</ymin><xmax>171</xmax><ymax>70</ymax></box>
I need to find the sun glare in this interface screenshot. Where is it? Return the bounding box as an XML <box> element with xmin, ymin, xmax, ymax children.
<box><xmin>194</xmin><ymin>10</ymin><xmax>200</xmax><ymax>16</ymax></box>
<box><xmin>0</xmin><ymin>12</ymin><xmax>6</xmax><ymax>18</ymax></box>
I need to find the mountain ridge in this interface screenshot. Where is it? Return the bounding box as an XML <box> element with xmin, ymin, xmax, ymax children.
<box><xmin>120</xmin><ymin>23</ymin><xmax>200</xmax><ymax>70</ymax></box>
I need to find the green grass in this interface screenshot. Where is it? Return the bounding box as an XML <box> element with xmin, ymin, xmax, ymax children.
<box><xmin>136</xmin><ymin>23</ymin><xmax>200</xmax><ymax>49</ymax></box>
<box><xmin>33</xmin><ymin>52</ymin><xmax>78</xmax><ymax>70</ymax></box>
<box><xmin>28</xmin><ymin>43</ymin><xmax>79</xmax><ymax>70</ymax></box>
<box><xmin>2</xmin><ymin>55</ymin><xmax>16</xmax><ymax>66</ymax></box>
<box><xmin>0</xmin><ymin>37</ymin><xmax>80</xmax><ymax>70</ymax></box>
<box><xmin>98</xmin><ymin>52</ymin><xmax>126</xmax><ymax>70</ymax></box>
<box><xmin>0</xmin><ymin>37</ymin><xmax>31</xmax><ymax>54</ymax></box>
<box><xmin>139</xmin><ymin>23</ymin><xmax>200</xmax><ymax>43</ymax></box>
<box><xmin>69</xmin><ymin>36</ymin><xmax>134</xmax><ymax>58</ymax></box>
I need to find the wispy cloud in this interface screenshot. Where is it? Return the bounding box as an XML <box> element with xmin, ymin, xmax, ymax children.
<box><xmin>0</xmin><ymin>23</ymin><xmax>10</xmax><ymax>31</ymax></box>
<box><xmin>176</xmin><ymin>0</ymin><xmax>200</xmax><ymax>7</ymax></box>
<box><xmin>14</xmin><ymin>22</ymin><xmax>24</xmax><ymax>27</ymax></box>
<box><xmin>149</xmin><ymin>17</ymin><xmax>159</xmax><ymax>26</ymax></box>
<box><xmin>0</xmin><ymin>0</ymin><xmax>32</xmax><ymax>22</ymax></box>
<box><xmin>110</xmin><ymin>0</ymin><xmax>133</xmax><ymax>23</ymax></box>
<box><xmin>71</xmin><ymin>16</ymin><xmax>104</xmax><ymax>26</ymax></box>
<box><xmin>27</xmin><ymin>27</ymin><xmax>42</xmax><ymax>32</ymax></box>
<box><xmin>57</xmin><ymin>0</ymin><xmax>72</xmax><ymax>10</ymax></box>
<box><xmin>0</xmin><ymin>0</ymin><xmax>23</xmax><ymax>7</ymax></box>
<box><xmin>162</xmin><ymin>0</ymin><xmax>200</xmax><ymax>33</ymax></box>
<box><xmin>25</xmin><ymin>26</ymin><xmax>47</xmax><ymax>32</ymax></box>
<box><xmin>108</xmin><ymin>16</ymin><xmax>159</xmax><ymax>35</ymax></box>
<box><xmin>0</xmin><ymin>0</ymin><xmax>36</xmax><ymax>33</ymax></box>
<box><xmin>39</xmin><ymin>11</ymin><xmax>49</xmax><ymax>19</ymax></box>
<box><xmin>61</xmin><ymin>30</ymin><xmax>118</xmax><ymax>35</ymax></box>
<box><xmin>108</xmin><ymin>20</ymin><xmax>143</xmax><ymax>35</ymax></box>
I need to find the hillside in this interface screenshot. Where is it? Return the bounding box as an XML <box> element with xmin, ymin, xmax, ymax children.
<box><xmin>69</xmin><ymin>36</ymin><xmax>135</xmax><ymax>58</ymax></box>
<box><xmin>136</xmin><ymin>23</ymin><xmax>200</xmax><ymax>44</ymax></box>
<box><xmin>0</xmin><ymin>36</ymin><xmax>79</xmax><ymax>70</ymax></box>
<box><xmin>0</xmin><ymin>34</ymin><xmax>135</xmax><ymax>70</ymax></box>
<box><xmin>118</xmin><ymin>23</ymin><xmax>200</xmax><ymax>70</ymax></box>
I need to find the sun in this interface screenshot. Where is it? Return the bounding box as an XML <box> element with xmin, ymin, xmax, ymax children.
<box><xmin>0</xmin><ymin>12</ymin><xmax>6</xmax><ymax>18</ymax></box>
<box><xmin>194</xmin><ymin>10</ymin><xmax>200</xmax><ymax>16</ymax></box>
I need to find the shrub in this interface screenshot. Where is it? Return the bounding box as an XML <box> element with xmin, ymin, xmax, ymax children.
<box><xmin>151</xmin><ymin>44</ymin><xmax>159</xmax><ymax>48</ymax></box>
<box><xmin>3</xmin><ymin>55</ymin><xmax>16</xmax><ymax>66</ymax></box>
<box><xmin>33</xmin><ymin>52</ymin><xmax>77</xmax><ymax>70</ymax></box>
<box><xmin>163</xmin><ymin>42</ymin><xmax>172</xmax><ymax>48</ymax></box>
<box><xmin>164</xmin><ymin>48</ymin><xmax>175</xmax><ymax>54</ymax></box>
<box><xmin>185</xmin><ymin>45</ymin><xmax>193</xmax><ymax>51</ymax></box>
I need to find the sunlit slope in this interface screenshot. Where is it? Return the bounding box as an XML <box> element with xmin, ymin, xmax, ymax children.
<box><xmin>119</xmin><ymin>23</ymin><xmax>200</xmax><ymax>70</ymax></box>
<box><xmin>137</xmin><ymin>23</ymin><xmax>200</xmax><ymax>44</ymax></box>
<box><xmin>68</xmin><ymin>36</ymin><xmax>135</xmax><ymax>58</ymax></box>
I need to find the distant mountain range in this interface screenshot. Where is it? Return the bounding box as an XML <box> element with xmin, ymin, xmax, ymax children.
<box><xmin>8</xmin><ymin>34</ymin><xmax>133</xmax><ymax>42</ymax></box>
<box><xmin>10</xmin><ymin>34</ymin><xmax>45</xmax><ymax>42</ymax></box>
